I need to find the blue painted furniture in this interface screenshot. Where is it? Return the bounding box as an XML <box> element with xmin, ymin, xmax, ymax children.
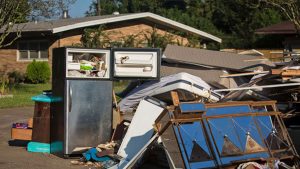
<box><xmin>164</xmin><ymin>101</ymin><xmax>296</xmax><ymax>169</ymax></box>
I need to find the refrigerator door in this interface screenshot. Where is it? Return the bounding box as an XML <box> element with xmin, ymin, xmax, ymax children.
<box><xmin>66</xmin><ymin>48</ymin><xmax>111</xmax><ymax>79</ymax></box>
<box><xmin>65</xmin><ymin>80</ymin><xmax>112</xmax><ymax>155</ymax></box>
<box><xmin>112</xmin><ymin>48</ymin><xmax>161</xmax><ymax>79</ymax></box>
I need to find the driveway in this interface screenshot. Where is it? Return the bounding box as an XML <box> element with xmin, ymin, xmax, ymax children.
<box><xmin>0</xmin><ymin>107</ymin><xmax>168</xmax><ymax>169</ymax></box>
<box><xmin>0</xmin><ymin>106</ymin><xmax>82</xmax><ymax>169</ymax></box>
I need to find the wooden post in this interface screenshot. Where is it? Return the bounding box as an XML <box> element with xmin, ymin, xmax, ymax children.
<box><xmin>112</xmin><ymin>90</ymin><xmax>122</xmax><ymax>129</ymax></box>
<box><xmin>170</xmin><ymin>91</ymin><xmax>180</xmax><ymax>106</ymax></box>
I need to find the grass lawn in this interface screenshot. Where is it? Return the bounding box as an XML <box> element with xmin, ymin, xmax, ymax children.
<box><xmin>0</xmin><ymin>83</ymin><xmax>51</xmax><ymax>109</ymax></box>
<box><xmin>0</xmin><ymin>81</ymin><xmax>129</xmax><ymax>109</ymax></box>
<box><xmin>114</xmin><ymin>81</ymin><xmax>129</xmax><ymax>102</ymax></box>
<box><xmin>114</xmin><ymin>80</ymin><xmax>129</xmax><ymax>93</ymax></box>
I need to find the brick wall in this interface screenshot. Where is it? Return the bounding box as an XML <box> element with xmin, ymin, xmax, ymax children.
<box><xmin>105</xmin><ymin>22</ymin><xmax>189</xmax><ymax>46</ymax></box>
<box><xmin>0</xmin><ymin>38</ymin><xmax>59</xmax><ymax>74</ymax></box>
<box><xmin>0</xmin><ymin>46</ymin><xmax>26</xmax><ymax>73</ymax></box>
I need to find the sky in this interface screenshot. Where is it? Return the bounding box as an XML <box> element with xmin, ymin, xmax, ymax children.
<box><xmin>69</xmin><ymin>0</ymin><xmax>94</xmax><ymax>18</ymax></box>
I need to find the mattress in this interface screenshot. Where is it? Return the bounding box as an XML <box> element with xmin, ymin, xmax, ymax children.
<box><xmin>119</xmin><ymin>72</ymin><xmax>223</xmax><ymax>113</ymax></box>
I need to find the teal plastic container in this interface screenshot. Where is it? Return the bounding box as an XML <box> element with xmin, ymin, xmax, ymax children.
<box><xmin>31</xmin><ymin>93</ymin><xmax>62</xmax><ymax>103</ymax></box>
<box><xmin>27</xmin><ymin>142</ymin><xmax>50</xmax><ymax>153</ymax></box>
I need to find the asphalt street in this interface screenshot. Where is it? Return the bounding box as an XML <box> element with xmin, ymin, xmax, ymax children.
<box><xmin>0</xmin><ymin>106</ymin><xmax>82</xmax><ymax>169</ymax></box>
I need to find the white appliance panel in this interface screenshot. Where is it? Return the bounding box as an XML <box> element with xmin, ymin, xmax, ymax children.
<box><xmin>113</xmin><ymin>51</ymin><xmax>158</xmax><ymax>78</ymax></box>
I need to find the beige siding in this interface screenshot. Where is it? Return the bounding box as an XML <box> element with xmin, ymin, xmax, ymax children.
<box><xmin>105</xmin><ymin>23</ymin><xmax>189</xmax><ymax>46</ymax></box>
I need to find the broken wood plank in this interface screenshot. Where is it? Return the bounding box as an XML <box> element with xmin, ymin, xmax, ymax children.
<box><xmin>243</xmin><ymin>58</ymin><xmax>269</xmax><ymax>62</ymax></box>
<box><xmin>220</xmin><ymin>71</ymin><xmax>269</xmax><ymax>78</ymax></box>
<box><xmin>112</xmin><ymin>90</ymin><xmax>118</xmax><ymax>108</ymax></box>
<box><xmin>112</xmin><ymin>90</ymin><xmax>123</xmax><ymax>129</ymax></box>
<box><xmin>170</xmin><ymin>91</ymin><xmax>180</xmax><ymax>106</ymax></box>
<box><xmin>271</xmin><ymin>69</ymin><xmax>283</xmax><ymax>75</ymax></box>
<box><xmin>282</xmin><ymin>70</ymin><xmax>300</xmax><ymax>76</ymax></box>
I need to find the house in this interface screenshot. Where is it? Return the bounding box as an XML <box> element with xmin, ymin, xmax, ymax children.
<box><xmin>161</xmin><ymin>44</ymin><xmax>274</xmax><ymax>88</ymax></box>
<box><xmin>0</xmin><ymin>12</ymin><xmax>221</xmax><ymax>73</ymax></box>
<box><xmin>220</xmin><ymin>21</ymin><xmax>299</xmax><ymax>60</ymax></box>
<box><xmin>256</xmin><ymin>21</ymin><xmax>300</xmax><ymax>52</ymax></box>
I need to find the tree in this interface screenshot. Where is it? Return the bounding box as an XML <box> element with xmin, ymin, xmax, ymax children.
<box><xmin>84</xmin><ymin>0</ymin><xmax>285</xmax><ymax>49</ymax></box>
<box><xmin>143</xmin><ymin>26</ymin><xmax>175</xmax><ymax>50</ymax></box>
<box><xmin>85</xmin><ymin>0</ymin><xmax>221</xmax><ymax>49</ymax></box>
<box><xmin>28</xmin><ymin>0</ymin><xmax>76</xmax><ymax>20</ymax></box>
<box><xmin>254</xmin><ymin>0</ymin><xmax>300</xmax><ymax>33</ymax></box>
<box><xmin>86</xmin><ymin>0</ymin><xmax>122</xmax><ymax>16</ymax></box>
<box><xmin>211</xmin><ymin>0</ymin><xmax>284</xmax><ymax>48</ymax></box>
<box><xmin>81</xmin><ymin>26</ymin><xmax>111</xmax><ymax>48</ymax></box>
<box><xmin>0</xmin><ymin>0</ymin><xmax>30</xmax><ymax>48</ymax></box>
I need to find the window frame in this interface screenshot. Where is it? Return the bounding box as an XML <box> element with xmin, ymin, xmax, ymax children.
<box><xmin>17</xmin><ymin>40</ymin><xmax>49</xmax><ymax>61</ymax></box>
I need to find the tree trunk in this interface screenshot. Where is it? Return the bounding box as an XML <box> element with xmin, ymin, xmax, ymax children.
<box><xmin>97</xmin><ymin>0</ymin><xmax>101</xmax><ymax>16</ymax></box>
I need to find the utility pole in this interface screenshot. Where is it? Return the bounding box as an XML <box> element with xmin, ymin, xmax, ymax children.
<box><xmin>97</xmin><ymin>0</ymin><xmax>101</xmax><ymax>15</ymax></box>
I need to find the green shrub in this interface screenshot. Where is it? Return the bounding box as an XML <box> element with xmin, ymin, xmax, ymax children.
<box><xmin>26</xmin><ymin>60</ymin><xmax>51</xmax><ymax>84</ymax></box>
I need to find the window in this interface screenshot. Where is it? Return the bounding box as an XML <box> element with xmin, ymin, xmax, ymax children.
<box><xmin>18</xmin><ymin>41</ymin><xmax>48</xmax><ymax>60</ymax></box>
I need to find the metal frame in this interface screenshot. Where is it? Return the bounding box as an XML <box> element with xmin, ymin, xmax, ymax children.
<box><xmin>155</xmin><ymin>100</ymin><xmax>299</xmax><ymax>168</ymax></box>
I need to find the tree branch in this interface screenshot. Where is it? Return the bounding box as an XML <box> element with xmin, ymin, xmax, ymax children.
<box><xmin>259</xmin><ymin>0</ymin><xmax>300</xmax><ymax>33</ymax></box>
<box><xmin>0</xmin><ymin>0</ymin><xmax>27</xmax><ymax>48</ymax></box>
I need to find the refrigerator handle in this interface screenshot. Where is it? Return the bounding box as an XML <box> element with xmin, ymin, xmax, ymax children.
<box><xmin>69</xmin><ymin>85</ymin><xmax>72</xmax><ymax>113</ymax></box>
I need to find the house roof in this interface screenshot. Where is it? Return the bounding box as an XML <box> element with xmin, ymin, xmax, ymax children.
<box><xmin>4</xmin><ymin>12</ymin><xmax>221</xmax><ymax>43</ymax></box>
<box><xmin>255</xmin><ymin>21</ymin><xmax>296</xmax><ymax>34</ymax></box>
<box><xmin>163</xmin><ymin>45</ymin><xmax>274</xmax><ymax>71</ymax></box>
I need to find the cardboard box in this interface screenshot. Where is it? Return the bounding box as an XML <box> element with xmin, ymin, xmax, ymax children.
<box><xmin>11</xmin><ymin>128</ymin><xmax>32</xmax><ymax>141</ymax></box>
<box><xmin>28</xmin><ymin>118</ymin><xmax>33</xmax><ymax>128</ymax></box>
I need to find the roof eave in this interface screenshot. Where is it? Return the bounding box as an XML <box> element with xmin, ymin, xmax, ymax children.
<box><xmin>52</xmin><ymin>12</ymin><xmax>222</xmax><ymax>43</ymax></box>
<box><xmin>255</xmin><ymin>31</ymin><xmax>297</xmax><ymax>35</ymax></box>
<box><xmin>146</xmin><ymin>13</ymin><xmax>222</xmax><ymax>43</ymax></box>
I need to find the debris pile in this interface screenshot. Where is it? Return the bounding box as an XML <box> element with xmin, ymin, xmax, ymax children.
<box><xmin>8</xmin><ymin>46</ymin><xmax>300</xmax><ymax>169</ymax></box>
<box><xmin>71</xmin><ymin>142</ymin><xmax>119</xmax><ymax>168</ymax></box>
<box><xmin>67</xmin><ymin>53</ymin><xmax>108</xmax><ymax>78</ymax></box>
<box><xmin>72</xmin><ymin>47</ymin><xmax>300</xmax><ymax>168</ymax></box>
<box><xmin>72</xmin><ymin>95</ymin><xmax>299</xmax><ymax>168</ymax></box>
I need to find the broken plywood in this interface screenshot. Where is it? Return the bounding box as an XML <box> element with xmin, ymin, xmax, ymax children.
<box><xmin>117</xmin><ymin>97</ymin><xmax>166</xmax><ymax>160</ymax></box>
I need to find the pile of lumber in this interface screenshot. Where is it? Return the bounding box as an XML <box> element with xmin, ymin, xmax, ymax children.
<box><xmin>272</xmin><ymin>69</ymin><xmax>300</xmax><ymax>80</ymax></box>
